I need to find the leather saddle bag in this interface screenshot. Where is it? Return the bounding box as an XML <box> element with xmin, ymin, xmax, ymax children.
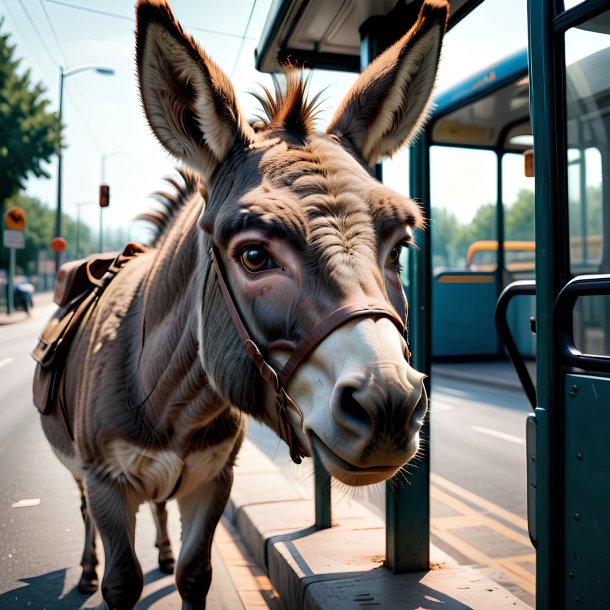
<box><xmin>32</xmin><ymin>243</ymin><xmax>147</xmax><ymax>415</ymax></box>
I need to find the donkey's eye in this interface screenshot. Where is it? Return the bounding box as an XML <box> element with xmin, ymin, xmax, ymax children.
<box><xmin>240</xmin><ymin>246</ymin><xmax>278</xmax><ymax>273</ymax></box>
<box><xmin>386</xmin><ymin>245</ymin><xmax>402</xmax><ymax>266</ymax></box>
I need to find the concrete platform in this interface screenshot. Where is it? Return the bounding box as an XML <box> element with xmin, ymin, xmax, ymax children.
<box><xmin>227</xmin><ymin>440</ymin><xmax>532</xmax><ymax>609</ymax></box>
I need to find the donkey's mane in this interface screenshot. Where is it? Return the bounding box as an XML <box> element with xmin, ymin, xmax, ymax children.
<box><xmin>138</xmin><ymin>168</ymin><xmax>204</xmax><ymax>246</ymax></box>
<box><xmin>252</xmin><ymin>67</ymin><xmax>324</xmax><ymax>140</ymax></box>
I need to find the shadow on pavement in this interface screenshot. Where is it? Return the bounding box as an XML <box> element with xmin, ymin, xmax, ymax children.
<box><xmin>0</xmin><ymin>567</ymin><xmax>174</xmax><ymax>609</ymax></box>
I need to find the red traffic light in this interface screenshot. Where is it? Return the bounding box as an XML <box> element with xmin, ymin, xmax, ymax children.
<box><xmin>51</xmin><ymin>237</ymin><xmax>67</xmax><ymax>253</ymax></box>
<box><xmin>99</xmin><ymin>184</ymin><xmax>110</xmax><ymax>207</ymax></box>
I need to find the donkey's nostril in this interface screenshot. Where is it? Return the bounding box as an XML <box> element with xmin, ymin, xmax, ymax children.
<box><xmin>334</xmin><ymin>386</ymin><xmax>372</xmax><ymax>436</ymax></box>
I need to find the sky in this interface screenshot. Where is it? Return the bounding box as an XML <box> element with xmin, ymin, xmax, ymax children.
<box><xmin>0</xmin><ymin>0</ymin><xmax>530</xmax><ymax>250</ymax></box>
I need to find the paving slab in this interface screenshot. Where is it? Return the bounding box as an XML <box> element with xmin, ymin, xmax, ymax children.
<box><xmin>228</xmin><ymin>440</ymin><xmax>533</xmax><ymax>610</ymax></box>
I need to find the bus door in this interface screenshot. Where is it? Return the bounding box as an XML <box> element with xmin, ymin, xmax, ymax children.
<box><xmin>426</xmin><ymin>49</ymin><xmax>536</xmax><ymax>359</ymax></box>
<box><xmin>514</xmin><ymin>2</ymin><xmax>610</xmax><ymax>607</ymax></box>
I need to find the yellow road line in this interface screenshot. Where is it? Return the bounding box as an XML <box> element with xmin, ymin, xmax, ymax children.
<box><xmin>431</xmin><ymin>486</ymin><xmax>532</xmax><ymax>548</ymax></box>
<box><xmin>430</xmin><ymin>524</ymin><xmax>536</xmax><ymax>596</ymax></box>
<box><xmin>432</xmin><ymin>473</ymin><xmax>529</xmax><ymax>531</ymax></box>
<box><xmin>430</xmin><ymin>476</ymin><xmax>535</xmax><ymax>600</ymax></box>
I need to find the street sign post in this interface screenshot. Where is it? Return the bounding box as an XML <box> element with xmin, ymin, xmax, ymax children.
<box><xmin>3</xmin><ymin>207</ymin><xmax>27</xmax><ymax>315</ymax></box>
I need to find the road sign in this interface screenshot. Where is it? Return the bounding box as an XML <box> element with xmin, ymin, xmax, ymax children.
<box><xmin>3</xmin><ymin>229</ymin><xmax>25</xmax><ymax>249</ymax></box>
<box><xmin>5</xmin><ymin>207</ymin><xmax>27</xmax><ymax>231</ymax></box>
<box><xmin>51</xmin><ymin>237</ymin><xmax>67</xmax><ymax>253</ymax></box>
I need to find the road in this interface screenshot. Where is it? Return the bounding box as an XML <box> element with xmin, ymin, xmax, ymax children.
<box><xmin>0</xmin><ymin>294</ymin><xmax>535</xmax><ymax>608</ymax></box>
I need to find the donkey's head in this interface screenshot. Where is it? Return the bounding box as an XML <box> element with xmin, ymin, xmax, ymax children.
<box><xmin>137</xmin><ymin>0</ymin><xmax>448</xmax><ymax>486</ymax></box>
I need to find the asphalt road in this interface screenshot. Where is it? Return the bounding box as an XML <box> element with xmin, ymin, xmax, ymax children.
<box><xmin>0</xmin><ymin>294</ymin><xmax>535</xmax><ymax>608</ymax></box>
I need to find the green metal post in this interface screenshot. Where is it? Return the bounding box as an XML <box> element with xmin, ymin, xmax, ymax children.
<box><xmin>527</xmin><ymin>0</ymin><xmax>568</xmax><ymax>606</ymax></box>
<box><xmin>313</xmin><ymin>452</ymin><xmax>332</xmax><ymax>529</ymax></box>
<box><xmin>360</xmin><ymin>4</ymin><xmax>431</xmax><ymax>572</ymax></box>
<box><xmin>385</xmin><ymin>134</ymin><xmax>431</xmax><ymax>573</ymax></box>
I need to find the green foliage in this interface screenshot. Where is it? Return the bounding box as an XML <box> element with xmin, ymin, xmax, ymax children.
<box><xmin>0</xmin><ymin>19</ymin><xmax>62</xmax><ymax>206</ymax></box>
<box><xmin>432</xmin><ymin>188</ymin><xmax>535</xmax><ymax>269</ymax></box>
<box><xmin>506</xmin><ymin>189</ymin><xmax>535</xmax><ymax>241</ymax></box>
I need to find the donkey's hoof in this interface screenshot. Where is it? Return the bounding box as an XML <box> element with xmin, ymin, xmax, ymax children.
<box><xmin>78</xmin><ymin>574</ymin><xmax>99</xmax><ymax>594</ymax></box>
<box><xmin>159</xmin><ymin>557</ymin><xmax>175</xmax><ymax>574</ymax></box>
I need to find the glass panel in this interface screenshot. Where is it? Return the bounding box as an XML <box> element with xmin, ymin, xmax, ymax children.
<box><xmin>435</xmin><ymin>0</ymin><xmax>528</xmax><ymax>93</ymax></box>
<box><xmin>502</xmin><ymin>153</ymin><xmax>536</xmax><ymax>277</ymax></box>
<box><xmin>564</xmin><ymin>0</ymin><xmax>587</xmax><ymax>9</ymax></box>
<box><xmin>565</xmin><ymin>17</ymin><xmax>609</xmax><ymax>277</ymax></box>
<box><xmin>565</xmin><ymin>13</ymin><xmax>610</xmax><ymax>356</ymax></box>
<box><xmin>573</xmin><ymin>295</ymin><xmax>610</xmax><ymax>356</ymax></box>
<box><xmin>430</xmin><ymin>147</ymin><xmax>497</xmax><ymax>273</ymax></box>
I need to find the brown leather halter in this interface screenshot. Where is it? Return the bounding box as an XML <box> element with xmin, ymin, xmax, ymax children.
<box><xmin>209</xmin><ymin>246</ymin><xmax>409</xmax><ymax>463</ymax></box>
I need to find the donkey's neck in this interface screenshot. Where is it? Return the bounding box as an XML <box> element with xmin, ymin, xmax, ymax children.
<box><xmin>135</xmin><ymin>194</ymin><xmax>223</xmax><ymax>450</ymax></box>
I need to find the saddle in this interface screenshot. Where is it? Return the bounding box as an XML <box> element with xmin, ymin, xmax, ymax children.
<box><xmin>32</xmin><ymin>243</ymin><xmax>148</xmax><ymax>419</ymax></box>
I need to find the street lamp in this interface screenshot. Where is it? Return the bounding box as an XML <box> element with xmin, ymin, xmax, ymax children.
<box><xmin>54</xmin><ymin>65</ymin><xmax>115</xmax><ymax>272</ymax></box>
<box><xmin>73</xmin><ymin>200</ymin><xmax>95</xmax><ymax>258</ymax></box>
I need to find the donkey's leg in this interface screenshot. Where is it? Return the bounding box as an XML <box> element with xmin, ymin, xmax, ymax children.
<box><xmin>86</xmin><ymin>474</ymin><xmax>143</xmax><ymax>610</ymax></box>
<box><xmin>175</xmin><ymin>465</ymin><xmax>233</xmax><ymax>610</ymax></box>
<box><xmin>150</xmin><ymin>501</ymin><xmax>175</xmax><ymax>574</ymax></box>
<box><xmin>74</xmin><ymin>477</ymin><xmax>99</xmax><ymax>594</ymax></box>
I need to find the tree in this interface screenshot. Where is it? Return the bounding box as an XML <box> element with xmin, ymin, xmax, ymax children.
<box><xmin>505</xmin><ymin>189</ymin><xmax>535</xmax><ymax>241</ymax></box>
<box><xmin>0</xmin><ymin>19</ymin><xmax>62</xmax><ymax>267</ymax></box>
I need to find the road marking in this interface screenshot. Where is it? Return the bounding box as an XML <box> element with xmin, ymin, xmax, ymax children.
<box><xmin>0</xmin><ymin>357</ymin><xmax>14</xmax><ymax>369</ymax></box>
<box><xmin>431</xmin><ymin>474</ymin><xmax>535</xmax><ymax>601</ymax></box>
<box><xmin>468</xmin><ymin>425</ymin><xmax>525</xmax><ymax>445</ymax></box>
<box><xmin>12</xmin><ymin>498</ymin><xmax>41</xmax><ymax>508</ymax></box>
<box><xmin>430</xmin><ymin>523</ymin><xmax>536</xmax><ymax>595</ymax></box>
<box><xmin>432</xmin><ymin>473</ymin><xmax>529</xmax><ymax>531</ymax></box>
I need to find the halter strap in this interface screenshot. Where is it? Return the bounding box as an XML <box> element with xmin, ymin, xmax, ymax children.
<box><xmin>209</xmin><ymin>247</ymin><xmax>407</xmax><ymax>391</ymax></box>
<box><xmin>209</xmin><ymin>246</ymin><xmax>409</xmax><ymax>464</ymax></box>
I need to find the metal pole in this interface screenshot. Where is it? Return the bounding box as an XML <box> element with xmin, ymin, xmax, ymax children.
<box><xmin>76</xmin><ymin>204</ymin><xmax>81</xmax><ymax>258</ymax></box>
<box><xmin>99</xmin><ymin>155</ymin><xmax>105</xmax><ymax>252</ymax></box>
<box><xmin>7</xmin><ymin>247</ymin><xmax>15</xmax><ymax>315</ymax></box>
<box><xmin>54</xmin><ymin>66</ymin><xmax>64</xmax><ymax>274</ymax></box>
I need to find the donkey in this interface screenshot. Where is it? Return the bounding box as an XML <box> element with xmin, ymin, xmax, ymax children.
<box><xmin>39</xmin><ymin>0</ymin><xmax>448</xmax><ymax>607</ymax></box>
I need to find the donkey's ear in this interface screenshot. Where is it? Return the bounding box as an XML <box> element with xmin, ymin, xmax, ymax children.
<box><xmin>136</xmin><ymin>0</ymin><xmax>254</xmax><ymax>182</ymax></box>
<box><xmin>327</xmin><ymin>0</ymin><xmax>448</xmax><ymax>166</ymax></box>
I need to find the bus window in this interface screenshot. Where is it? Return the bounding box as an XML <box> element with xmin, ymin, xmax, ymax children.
<box><xmin>430</xmin><ymin>147</ymin><xmax>497</xmax><ymax>273</ymax></box>
<box><xmin>565</xmin><ymin>13</ymin><xmax>610</xmax><ymax>356</ymax></box>
<box><xmin>502</xmin><ymin>152</ymin><xmax>535</xmax><ymax>276</ymax></box>
<box><xmin>567</xmin><ymin>147</ymin><xmax>603</xmax><ymax>270</ymax></box>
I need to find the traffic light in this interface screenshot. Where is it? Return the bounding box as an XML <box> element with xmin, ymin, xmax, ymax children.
<box><xmin>99</xmin><ymin>184</ymin><xmax>110</xmax><ymax>207</ymax></box>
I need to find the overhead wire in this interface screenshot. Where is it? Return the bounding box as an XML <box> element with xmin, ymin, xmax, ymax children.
<box><xmin>13</xmin><ymin>0</ymin><xmax>103</xmax><ymax>153</ymax></box>
<box><xmin>16</xmin><ymin>0</ymin><xmax>60</xmax><ymax>64</ymax></box>
<box><xmin>43</xmin><ymin>0</ymin><xmax>256</xmax><ymax>41</ymax></box>
<box><xmin>0</xmin><ymin>0</ymin><xmax>55</xmax><ymax>75</ymax></box>
<box><xmin>230</xmin><ymin>0</ymin><xmax>258</xmax><ymax>79</ymax></box>
<box><xmin>38</xmin><ymin>0</ymin><xmax>69</xmax><ymax>65</ymax></box>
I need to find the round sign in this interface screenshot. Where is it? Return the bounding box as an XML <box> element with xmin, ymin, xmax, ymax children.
<box><xmin>51</xmin><ymin>237</ymin><xmax>67</xmax><ymax>253</ymax></box>
<box><xmin>5</xmin><ymin>207</ymin><xmax>27</xmax><ymax>231</ymax></box>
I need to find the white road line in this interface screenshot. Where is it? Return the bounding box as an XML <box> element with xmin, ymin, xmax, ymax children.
<box><xmin>0</xmin><ymin>357</ymin><xmax>14</xmax><ymax>369</ymax></box>
<box><xmin>468</xmin><ymin>425</ymin><xmax>525</xmax><ymax>445</ymax></box>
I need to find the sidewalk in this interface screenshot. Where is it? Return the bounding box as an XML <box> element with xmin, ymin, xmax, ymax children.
<box><xmin>0</xmin><ymin>291</ymin><xmax>55</xmax><ymax>325</ymax></box>
<box><xmin>227</xmin><ymin>440</ymin><xmax>532</xmax><ymax>610</ymax></box>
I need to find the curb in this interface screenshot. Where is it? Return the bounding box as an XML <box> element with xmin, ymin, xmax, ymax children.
<box><xmin>227</xmin><ymin>440</ymin><xmax>532</xmax><ymax>609</ymax></box>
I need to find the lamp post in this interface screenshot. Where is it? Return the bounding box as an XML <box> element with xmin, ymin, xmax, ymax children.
<box><xmin>99</xmin><ymin>150</ymin><xmax>124</xmax><ymax>252</ymax></box>
<box><xmin>73</xmin><ymin>200</ymin><xmax>95</xmax><ymax>258</ymax></box>
<box><xmin>55</xmin><ymin>65</ymin><xmax>114</xmax><ymax>272</ymax></box>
